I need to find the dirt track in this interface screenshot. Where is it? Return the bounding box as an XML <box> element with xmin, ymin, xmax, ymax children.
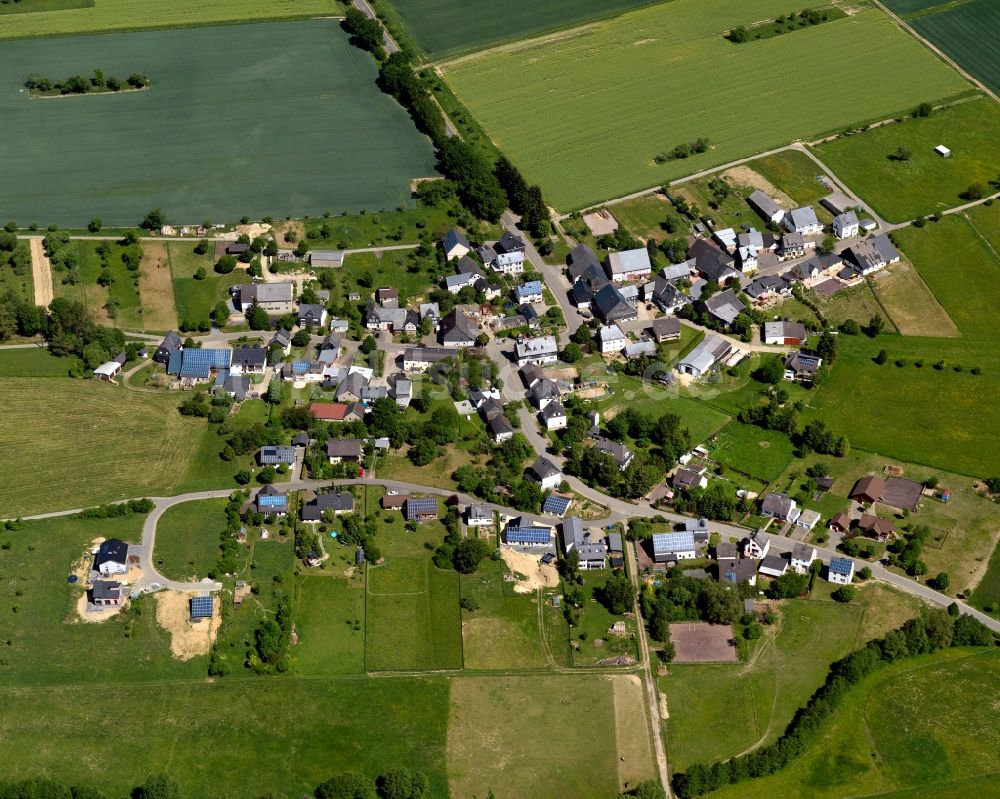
<box><xmin>29</xmin><ymin>238</ymin><xmax>53</xmax><ymax>307</ymax></box>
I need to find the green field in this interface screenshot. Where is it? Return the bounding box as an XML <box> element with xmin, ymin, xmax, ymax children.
<box><xmin>167</xmin><ymin>241</ymin><xmax>243</xmax><ymax>329</ymax></box>
<box><xmin>709</xmin><ymin>421</ymin><xmax>795</xmax><ymax>482</ymax></box>
<box><xmin>807</xmin><ymin>335</ymin><xmax>1000</xmax><ymax>477</ymax></box>
<box><xmin>0</xmin><ymin>346</ymin><xmax>70</xmax><ymax>376</ymax></box>
<box><xmin>442</xmin><ymin>0</ymin><xmax>969</xmax><ymax>210</ymax></box>
<box><xmin>295</xmin><ymin>574</ymin><xmax>367</xmax><ymax>674</ymax></box>
<box><xmin>153</xmin><ymin>498</ymin><xmax>226</xmax><ymax>581</ymax></box>
<box><xmin>366</xmin><ymin>557</ymin><xmax>463</xmax><ymax>670</ymax></box>
<box><xmin>911</xmin><ymin>0</ymin><xmax>1000</xmax><ymax>96</ymax></box>
<box><xmin>0</xmin><ymin>0</ymin><xmax>338</xmax><ymax>39</ymax></box>
<box><xmin>447</xmin><ymin>675</ymin><xmax>628</xmax><ymax>799</ymax></box>
<box><xmin>811</xmin><ymin>97</ymin><xmax>1000</xmax><ymax>222</ymax></box>
<box><xmin>0</xmin><ymin>0</ymin><xmax>93</xmax><ymax>14</ymax></box>
<box><xmin>892</xmin><ymin>215</ymin><xmax>1000</xmax><ymax>339</ymax></box>
<box><xmin>0</xmin><ymin>20</ymin><xmax>437</xmax><ymax>227</ymax></box>
<box><xmin>747</xmin><ymin>149</ymin><xmax>839</xmax><ymax>210</ymax></box>
<box><xmin>706</xmin><ymin>649</ymin><xmax>1000</xmax><ymax>799</ymax></box>
<box><xmin>377</xmin><ymin>0</ymin><xmax>655</xmax><ymax>58</ymax></box>
<box><xmin>460</xmin><ymin>558</ymin><xmax>546</xmax><ymax>670</ymax></box>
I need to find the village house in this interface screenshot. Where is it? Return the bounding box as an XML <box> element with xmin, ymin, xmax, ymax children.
<box><xmin>850</xmin><ymin>474</ymin><xmax>886</xmax><ymax>505</ymax></box>
<box><xmin>760</xmin><ymin>492</ymin><xmax>801</xmax><ymax>524</ymax></box>
<box><xmin>309</xmin><ymin>401</ymin><xmax>364</xmax><ymax>423</ymax></box>
<box><xmin>718</xmin><ymin>558</ymin><xmax>758</xmax><ymax>586</ymax></box>
<box><xmin>439</xmin><ymin>310</ymin><xmax>478</xmax><ymax>347</ymax></box>
<box><xmin>542</xmin><ymin>493</ymin><xmax>573</xmax><ymax>517</ymax></box>
<box><xmin>168</xmin><ymin>348</ymin><xmax>233</xmax><ymax>382</ymax></box>
<box><xmin>270</xmin><ymin>328</ymin><xmax>293</xmax><ymax>355</ymax></box>
<box><xmin>515</xmin><ymin>280</ymin><xmax>543</xmax><ymax>304</ymax></box>
<box><xmin>540</xmin><ymin>402</ymin><xmax>567</xmax><ymax>431</ymax></box>
<box><xmin>567</xmin><ymin>243</ymin><xmax>603</xmax><ymax>281</ymax></box>
<box><xmin>256</xmin><ymin>484</ymin><xmax>288</xmax><ymax>516</ymax></box>
<box><xmin>520</xmin><ymin>362</ymin><xmax>544</xmax><ymax>388</ymax></box>
<box><xmin>591</xmin><ymin>283</ymin><xmax>638</xmax><ymax>324</ymax></box>
<box><xmin>297</xmin><ymin>303</ymin><xmax>327</xmax><ymax>328</ymax></box>
<box><xmin>745</xmin><ymin>274</ymin><xmax>793</xmax><ymax>303</ymax></box>
<box><xmin>689</xmin><ymin>238</ymin><xmax>741</xmax><ymax>284</ymax></box>
<box><xmin>487</xmin><ymin>414</ymin><xmax>514</xmax><ymax>444</ymax></box>
<box><xmin>89</xmin><ymin>580</ymin><xmax>123</xmax><ymax>607</ymax></box>
<box><xmin>301</xmin><ymin>491</ymin><xmax>354</xmax><ymax>522</ymax></box>
<box><xmin>561</xmin><ymin>516</ymin><xmax>607</xmax><ymax>570</ymax></box>
<box><xmin>94</xmin><ymin>539</ymin><xmax>129</xmax><ymax>577</ymax></box>
<box><xmin>374</xmin><ymin>287</ymin><xmax>399</xmax><ymax>308</ymax></box>
<box><xmin>783</xmin><ymin>206</ymin><xmax>823</xmax><ymax>236</ymax></box>
<box><xmin>697</xmin><ymin>288</ymin><xmax>745</xmax><ymax>328</ymax></box>
<box><xmin>594</xmin><ymin>437</ymin><xmax>634</xmax><ymax>471</ymax></box>
<box><xmin>857</xmin><ymin>513</ymin><xmax>896</xmax><ymax>541</ymax></box>
<box><xmin>843</xmin><ymin>234</ymin><xmax>900</xmax><ymax>277</ymax></box>
<box><xmin>605</xmin><ymin>248</ymin><xmax>652</xmax><ymax>282</ymax></box>
<box><xmin>336</xmin><ymin>372</ymin><xmax>369</xmax><ymax>403</ymax></box>
<box><xmin>516</xmin><ymin>335</ymin><xmax>558</xmax><ymax>366</ymax></box>
<box><xmin>829</xmin><ymin>512</ymin><xmax>851</xmax><ymax>534</ymax></box>
<box><xmin>230</xmin><ymin>347</ymin><xmax>267</xmax><ymax>376</ymax></box>
<box><xmin>758</xmin><ymin>555</ymin><xmax>788</xmax><ymax>578</ymax></box>
<box><xmin>403</xmin><ymin>346</ymin><xmax>455</xmax><ymax>373</ymax></box>
<box><xmin>747</xmin><ymin>190</ymin><xmax>785</xmax><ymax>225</ymax></box>
<box><xmin>763</xmin><ymin>320</ymin><xmax>806</xmax><ymax>346</ymax></box>
<box><xmin>784</xmin><ymin>351</ymin><xmax>823</xmax><ymax>382</ymax></box>
<box><xmin>797</xmin><ymin>508</ymin><xmax>821</xmax><ymax>530</ymax></box>
<box><xmin>713</xmin><ymin>227</ymin><xmax>738</xmax><ymax>253</ymax></box>
<box><xmin>406</xmin><ymin>497</ymin><xmax>439</xmax><ymax>522</ymax></box>
<box><xmin>233</xmin><ymin>283</ymin><xmax>295</xmax><ymax>315</ymax></box>
<box><xmin>832</xmin><ymin>210</ymin><xmax>860</xmax><ymax>239</ymax></box>
<box><xmin>442</xmin><ymin>228</ymin><xmax>471</xmax><ymax>261</ymax></box>
<box><xmin>791</xmin><ymin>544</ymin><xmax>817</xmax><ymax>574</ymax></box>
<box><xmin>390</xmin><ymin>378</ymin><xmax>412</xmax><ymax>409</ymax></box>
<box><xmin>259</xmin><ymin>446</ymin><xmax>296</xmax><ymax>466</ymax></box>
<box><xmin>528</xmin><ymin>456</ymin><xmax>563</xmax><ymax>491</ymax></box>
<box><xmin>366</xmin><ymin>305</ymin><xmax>407</xmax><ymax>332</ymax></box>
<box><xmin>672</xmin><ymin>467</ymin><xmax>707</xmax><ymax>491</ymax></box>
<box><xmin>652</xmin><ymin>531</ymin><xmax>697</xmax><ymax>563</ymax></box>
<box><xmin>326</xmin><ymin>438</ymin><xmax>363</xmax><ymax>465</ymax></box>
<box><xmin>597</xmin><ymin>324</ymin><xmax>628</xmax><ymax>355</ymax></box>
<box><xmin>780</xmin><ymin>232</ymin><xmax>807</xmax><ymax>259</ymax></box>
<box><xmin>646</xmin><ymin>273</ymin><xmax>690</xmax><ymax>315</ymax></box>
<box><xmin>445</xmin><ymin>271</ymin><xmax>478</xmax><ymax>294</ymax></box>
<box><xmin>154</xmin><ymin>330</ymin><xmax>183</xmax><ymax>365</ymax></box>
<box><xmin>741</xmin><ymin>530</ymin><xmax>771</xmax><ymax>559</ymax></box>
<box><xmin>828</xmin><ymin>557</ymin><xmax>855</xmax><ymax>585</ymax></box>
<box><xmin>651</xmin><ymin>316</ymin><xmax>681</xmax><ymax>343</ymax></box>
<box><xmin>465</xmin><ymin>503</ymin><xmax>493</xmax><ymax>527</ymax></box>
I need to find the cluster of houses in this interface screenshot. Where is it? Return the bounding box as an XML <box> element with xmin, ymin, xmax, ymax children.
<box><xmin>497</xmin><ymin>511</ymin><xmax>625</xmax><ymax>571</ymax></box>
<box><xmin>83</xmin><ymin>538</ymin><xmax>141</xmax><ymax>610</ymax></box>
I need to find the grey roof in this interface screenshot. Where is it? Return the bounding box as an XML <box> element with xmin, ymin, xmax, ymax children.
<box><xmin>445</xmin><ymin>272</ymin><xmax>478</xmax><ymax>290</ymax></box>
<box><xmin>787</xmin><ymin>206</ymin><xmax>820</xmax><ymax>230</ymax></box>
<box><xmin>605</xmin><ymin>248</ymin><xmax>651</xmax><ymax>278</ymax></box>
<box><xmin>592</xmin><ymin>283</ymin><xmax>637</xmax><ymax>323</ymax></box>
<box><xmin>607</xmin><ymin>532</ymin><xmax>623</xmax><ymax>552</ymax></box>
<box><xmin>624</xmin><ymin>339</ymin><xmax>656</xmax><ymax>359</ymax></box>
<box><xmin>792</xmin><ymin>544</ymin><xmax>816</xmax><ymax>562</ymax></box>
<box><xmin>764</xmin><ymin>320</ymin><xmax>806</xmax><ymax>341</ymax></box>
<box><xmin>455</xmin><ymin>255</ymin><xmax>484</xmax><ymax>275</ymax></box>
<box><xmin>496</xmin><ymin>231</ymin><xmax>526</xmax><ymax>254</ymax></box>
<box><xmin>689</xmin><ymin>238</ymin><xmax>738</xmax><ymax>282</ymax></box>
<box><xmin>222</xmin><ymin>374</ymin><xmax>252</xmax><ymax>401</ymax></box>
<box><xmin>745</xmin><ymin>274</ymin><xmax>791</xmax><ymax>299</ymax></box>
<box><xmin>298</xmin><ymin>303</ymin><xmax>326</xmax><ymax>322</ymax></box>
<box><xmin>672</xmin><ymin>468</ymin><xmax>704</xmax><ymax>489</ymax></box>
<box><xmin>530</xmin><ymin>456</ymin><xmax>562</xmax><ymax>481</ymax></box>
<box><xmin>336</xmin><ymin>372</ymin><xmax>368</xmax><ymax>399</ymax></box>
<box><xmin>716</xmin><ymin>541</ymin><xmax>738</xmax><ymax>560</ymax></box>
<box><xmin>567</xmin><ymin>243</ymin><xmax>602</xmax><ymax>281</ymax></box>
<box><xmin>594</xmin><ymin>437</ymin><xmax>632</xmax><ymax>467</ymax></box>
<box><xmin>748</xmin><ymin>190</ymin><xmax>782</xmax><ymax>220</ymax></box>
<box><xmin>231</xmin><ymin>346</ymin><xmax>267</xmax><ymax>368</ymax></box>
<box><xmin>488</xmin><ymin>413</ymin><xmax>514</xmax><ymax>438</ymax></box>
<box><xmin>785</xmin><ymin>351</ymin><xmax>823</xmax><ymax>375</ymax></box>
<box><xmin>658</xmin><ymin>262</ymin><xmax>692</xmax><ymax>282</ymax></box>
<box><xmin>652</xmin><ymin>531</ymin><xmax>696</xmax><ymax>555</ymax></box>
<box><xmin>90</xmin><ymin>580</ymin><xmax>121</xmax><ymax>600</ymax></box>
<box><xmin>719</xmin><ymin>558</ymin><xmax>758</xmax><ymax>584</ymax></box>
<box><xmin>700</xmin><ymin>288</ymin><xmax>744</xmax><ymax>325</ymax></box>
<box><xmin>834</xmin><ymin>210</ymin><xmax>859</xmax><ymax>228</ymax></box>
<box><xmin>403</xmin><ymin>346</ymin><xmax>454</xmax><ymax>364</ymax></box>
<box><xmin>759</xmin><ymin>555</ymin><xmax>787</xmax><ymax>574</ymax></box>
<box><xmin>520</xmin><ymin>363</ymin><xmax>544</xmax><ymax>387</ymax></box>
<box><xmin>240</xmin><ymin>282</ymin><xmax>294</xmax><ymax>303</ymax></box>
<box><xmin>821</xmin><ymin>191</ymin><xmax>854</xmax><ymax>216</ymax></box>
<box><xmin>406</xmin><ymin>497</ymin><xmax>439</xmax><ymax>519</ymax></box>
<box><xmin>761</xmin><ymin>492</ymin><xmax>795</xmax><ymax>518</ymax></box>
<box><xmin>367</xmin><ymin>305</ymin><xmax>407</xmax><ymax>327</ymax></box>
<box><xmin>652</xmin><ymin>316</ymin><xmax>681</xmax><ymax>338</ymax></box>
<box><xmin>302</xmin><ymin>491</ymin><xmax>354</xmax><ymax>520</ymax></box>
<box><xmin>444</xmin><ymin>228</ymin><xmax>470</xmax><ymax>252</ymax></box>
<box><xmin>325</xmin><ymin>438</ymin><xmax>363</xmax><ymax>459</ymax></box>
<box><xmin>439</xmin><ymin>310</ymin><xmax>478</xmax><ymax>343</ymax></box>
<box><xmin>561</xmin><ymin>516</ymin><xmax>584</xmax><ymax>550</ymax></box>
<box><xmin>678</xmin><ymin>333</ymin><xmax>732</xmax><ymax>376</ymax></box>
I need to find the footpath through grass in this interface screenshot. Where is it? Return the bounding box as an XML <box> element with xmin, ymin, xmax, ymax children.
<box><xmin>442</xmin><ymin>0</ymin><xmax>969</xmax><ymax>210</ymax></box>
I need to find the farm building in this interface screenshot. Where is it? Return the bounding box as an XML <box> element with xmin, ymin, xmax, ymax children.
<box><xmin>677</xmin><ymin>334</ymin><xmax>735</xmax><ymax>378</ymax></box>
<box><xmin>748</xmin><ymin>190</ymin><xmax>784</xmax><ymax>224</ymax></box>
<box><xmin>604</xmin><ymin>248</ymin><xmax>652</xmax><ymax>282</ymax></box>
<box><xmin>309</xmin><ymin>250</ymin><xmax>343</xmax><ymax>268</ymax></box>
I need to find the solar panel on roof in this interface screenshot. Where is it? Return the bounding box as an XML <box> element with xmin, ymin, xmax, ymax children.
<box><xmin>190</xmin><ymin>596</ymin><xmax>213</xmax><ymax>618</ymax></box>
<box><xmin>259</xmin><ymin>495</ymin><xmax>286</xmax><ymax>506</ymax></box>
<box><xmin>505</xmin><ymin>527</ymin><xmax>550</xmax><ymax>544</ymax></box>
<box><xmin>543</xmin><ymin>496</ymin><xmax>571</xmax><ymax>515</ymax></box>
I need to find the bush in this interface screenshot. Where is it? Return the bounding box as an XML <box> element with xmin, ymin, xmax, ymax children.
<box><xmin>831</xmin><ymin>586</ymin><xmax>856</xmax><ymax>603</ymax></box>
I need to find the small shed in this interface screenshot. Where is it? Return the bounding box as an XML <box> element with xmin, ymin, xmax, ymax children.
<box><xmin>933</xmin><ymin>145</ymin><xmax>950</xmax><ymax>158</ymax></box>
<box><xmin>93</xmin><ymin>361</ymin><xmax>122</xmax><ymax>381</ymax></box>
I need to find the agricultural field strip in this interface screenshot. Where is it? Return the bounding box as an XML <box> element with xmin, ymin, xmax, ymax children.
<box><xmin>440</xmin><ymin>0</ymin><xmax>969</xmax><ymax>210</ymax></box>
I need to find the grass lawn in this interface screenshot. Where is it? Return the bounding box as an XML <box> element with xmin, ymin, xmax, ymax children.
<box><xmin>0</xmin><ymin>20</ymin><xmax>436</xmax><ymax>227</ymax></box>
<box><xmin>892</xmin><ymin>214</ymin><xmax>1000</xmax><ymax>340</ymax></box>
<box><xmin>566</xmin><ymin>570</ymin><xmax>639</xmax><ymax>667</ymax></box>
<box><xmin>871</xmin><ymin>259</ymin><xmax>959</xmax><ymax>338</ymax></box>
<box><xmin>0</xmin><ymin>378</ymin><xmax>237</xmax><ymax>516</ymax></box>
<box><xmin>294</xmin><ymin>574</ymin><xmax>366</xmax><ymax>675</ymax></box>
<box><xmin>966</xmin><ymin>199</ymin><xmax>1000</xmax><ymax>252</ymax></box>
<box><xmin>807</xmin><ymin>334</ymin><xmax>1000</xmax><ymax>476</ymax></box>
<box><xmin>706</xmin><ymin>649</ymin><xmax>999</xmax><ymax>799</ymax></box>
<box><xmin>606</xmin><ymin>194</ymin><xmax>673</xmax><ymax>242</ymax></box>
<box><xmin>0</xmin><ymin>0</ymin><xmax>340</xmax><ymax>40</ymax></box>
<box><xmin>366</xmin><ymin>556</ymin><xmax>462</xmax><ymax>671</ymax></box>
<box><xmin>153</xmin><ymin>498</ymin><xmax>226</xmax><ymax>581</ymax></box>
<box><xmin>460</xmin><ymin>558</ymin><xmax>546</xmax><ymax>670</ymax></box>
<box><xmin>447</xmin><ymin>675</ymin><xmax>624</xmax><ymax>799</ymax></box>
<box><xmin>378</xmin><ymin>0</ymin><xmax>654</xmax><ymax>58</ymax></box>
<box><xmin>747</xmin><ymin>149</ymin><xmax>841</xmax><ymax>213</ymax></box>
<box><xmin>910</xmin><ymin>0</ymin><xmax>1000</xmax><ymax>96</ymax></box>
<box><xmin>0</xmin><ymin>676</ymin><xmax>451</xmax><ymax>798</ymax></box>
<box><xmin>167</xmin><ymin>240</ymin><xmax>244</xmax><ymax>329</ymax></box>
<box><xmin>969</xmin><ymin>538</ymin><xmax>1000</xmax><ymax>616</ymax></box>
<box><xmin>339</xmin><ymin>249</ymin><xmax>435</xmax><ymax>306</ymax></box>
<box><xmin>811</xmin><ymin>97</ymin><xmax>1000</xmax><ymax>222</ymax></box>
<box><xmin>0</xmin><ymin>346</ymin><xmax>72</xmax><ymax>376</ymax></box>
<box><xmin>673</xmin><ymin>173</ymin><xmax>768</xmax><ymax>232</ymax></box>
<box><xmin>709</xmin><ymin>420</ymin><xmax>795</xmax><ymax>482</ymax></box>
<box><xmin>441</xmin><ymin>0</ymin><xmax>969</xmax><ymax>211</ymax></box>
<box><xmin>663</xmin><ymin>585</ymin><xmax>918</xmax><ymax>771</ymax></box>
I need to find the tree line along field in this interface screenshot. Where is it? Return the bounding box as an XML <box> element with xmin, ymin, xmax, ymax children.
<box><xmin>375</xmin><ymin>0</ymin><xmax>657</xmax><ymax>59</ymax></box>
<box><xmin>440</xmin><ymin>0</ymin><xmax>970</xmax><ymax>211</ymax></box>
<box><xmin>810</xmin><ymin>97</ymin><xmax>1000</xmax><ymax>223</ymax></box>
<box><xmin>0</xmin><ymin>0</ymin><xmax>339</xmax><ymax>40</ymax></box>
<box><xmin>705</xmin><ymin>649</ymin><xmax>999</xmax><ymax>799</ymax></box>
<box><xmin>0</xmin><ymin>20</ymin><xmax>437</xmax><ymax>227</ymax></box>
<box><xmin>889</xmin><ymin>0</ymin><xmax>1000</xmax><ymax>96</ymax></box>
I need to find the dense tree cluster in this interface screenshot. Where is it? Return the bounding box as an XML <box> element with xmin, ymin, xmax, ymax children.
<box><xmin>672</xmin><ymin>610</ymin><xmax>996</xmax><ymax>797</ymax></box>
<box><xmin>24</xmin><ymin>69</ymin><xmax>149</xmax><ymax>95</ymax></box>
<box><xmin>640</xmin><ymin>574</ymin><xmax>749</xmax><ymax>641</ymax></box>
<box><xmin>77</xmin><ymin>499</ymin><xmax>154</xmax><ymax>519</ymax></box>
<box><xmin>452</xmin><ymin>434</ymin><xmax>542</xmax><ymax>512</ymax></box>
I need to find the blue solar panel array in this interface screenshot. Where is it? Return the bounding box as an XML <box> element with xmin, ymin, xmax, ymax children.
<box><xmin>260</xmin><ymin>446</ymin><xmax>296</xmax><ymax>465</ymax></box>
<box><xmin>543</xmin><ymin>495</ymin><xmax>572</xmax><ymax>515</ymax></box>
<box><xmin>179</xmin><ymin>349</ymin><xmax>232</xmax><ymax>378</ymax></box>
<box><xmin>189</xmin><ymin>595</ymin><xmax>213</xmax><ymax>618</ymax></box>
<box><xmin>259</xmin><ymin>495</ymin><xmax>287</xmax><ymax>507</ymax></box>
<box><xmin>406</xmin><ymin>498</ymin><xmax>438</xmax><ymax>519</ymax></box>
<box><xmin>505</xmin><ymin>527</ymin><xmax>551</xmax><ymax>545</ymax></box>
<box><xmin>829</xmin><ymin>557</ymin><xmax>854</xmax><ymax>575</ymax></box>
<box><xmin>652</xmin><ymin>531</ymin><xmax>696</xmax><ymax>554</ymax></box>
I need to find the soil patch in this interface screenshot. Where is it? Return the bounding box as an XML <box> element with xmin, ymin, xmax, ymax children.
<box><xmin>500</xmin><ymin>548</ymin><xmax>559</xmax><ymax>594</ymax></box>
<box><xmin>584</xmin><ymin>209</ymin><xmax>619</xmax><ymax>236</ymax></box>
<box><xmin>669</xmin><ymin>622</ymin><xmax>738</xmax><ymax>663</ymax></box>
<box><xmin>610</xmin><ymin>674</ymin><xmax>657</xmax><ymax>791</ymax></box>
<box><xmin>74</xmin><ymin>593</ymin><xmax>127</xmax><ymax>622</ymax></box>
<box><xmin>29</xmin><ymin>237</ymin><xmax>53</xmax><ymax>307</ymax></box>
<box><xmin>138</xmin><ymin>240</ymin><xmax>179</xmax><ymax>331</ymax></box>
<box><xmin>721</xmin><ymin>165</ymin><xmax>794</xmax><ymax>208</ymax></box>
<box><xmin>155</xmin><ymin>590</ymin><xmax>220</xmax><ymax>660</ymax></box>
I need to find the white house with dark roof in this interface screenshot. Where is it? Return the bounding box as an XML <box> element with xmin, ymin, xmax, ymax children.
<box><xmin>827</xmin><ymin>557</ymin><xmax>855</xmax><ymax>585</ymax></box>
<box><xmin>832</xmin><ymin>210</ymin><xmax>859</xmax><ymax>239</ymax></box>
<box><xmin>741</xmin><ymin>530</ymin><xmax>770</xmax><ymax>559</ymax></box>
<box><xmin>466</xmin><ymin>503</ymin><xmax>494</xmax><ymax>527</ymax></box>
<box><xmin>748</xmin><ymin>190</ymin><xmax>784</xmax><ymax>224</ymax></box>
<box><xmin>761</xmin><ymin>492</ymin><xmax>800</xmax><ymax>524</ymax></box>
<box><xmin>561</xmin><ymin>517</ymin><xmax>607</xmax><ymax>570</ymax></box>
<box><xmin>791</xmin><ymin>544</ymin><xmax>817</xmax><ymax>574</ymax></box>
<box><xmin>529</xmin><ymin>456</ymin><xmax>563</xmax><ymax>491</ymax></box>
<box><xmin>594</xmin><ymin>438</ymin><xmax>634</xmax><ymax>471</ymax></box>
<box><xmin>605</xmin><ymin>248</ymin><xmax>652</xmax><ymax>282</ymax></box>
<box><xmin>597</xmin><ymin>324</ymin><xmax>627</xmax><ymax>354</ymax></box>
<box><xmin>540</xmin><ymin>402</ymin><xmax>567</xmax><ymax>431</ymax></box>
<box><xmin>442</xmin><ymin>229</ymin><xmax>471</xmax><ymax>261</ymax></box>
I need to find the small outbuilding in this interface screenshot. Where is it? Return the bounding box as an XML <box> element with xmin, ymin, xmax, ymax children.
<box><xmin>933</xmin><ymin>145</ymin><xmax>950</xmax><ymax>158</ymax></box>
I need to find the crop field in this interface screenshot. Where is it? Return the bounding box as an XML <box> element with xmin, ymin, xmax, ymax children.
<box><xmin>910</xmin><ymin>0</ymin><xmax>1000</xmax><ymax>96</ymax></box>
<box><xmin>892</xmin><ymin>215</ymin><xmax>1000</xmax><ymax>340</ymax></box>
<box><xmin>153</xmin><ymin>498</ymin><xmax>226</xmax><ymax>581</ymax></box>
<box><xmin>807</xmin><ymin>335</ymin><xmax>1000</xmax><ymax>476</ymax></box>
<box><xmin>0</xmin><ymin>0</ymin><xmax>338</xmax><ymax>40</ymax></box>
<box><xmin>459</xmin><ymin>558</ymin><xmax>546</xmax><ymax>670</ymax></box>
<box><xmin>707</xmin><ymin>650</ymin><xmax>1000</xmax><ymax>799</ymax></box>
<box><xmin>378</xmin><ymin>0</ymin><xmax>655</xmax><ymax>58</ymax></box>
<box><xmin>0</xmin><ymin>378</ymin><xmax>220</xmax><ymax>516</ymax></box>
<box><xmin>447</xmin><ymin>675</ymin><xmax>630</xmax><ymax>799</ymax></box>
<box><xmin>811</xmin><ymin>97</ymin><xmax>1000</xmax><ymax>222</ymax></box>
<box><xmin>0</xmin><ymin>20</ymin><xmax>437</xmax><ymax>227</ymax></box>
<box><xmin>872</xmin><ymin>260</ymin><xmax>960</xmax><ymax>337</ymax></box>
<box><xmin>365</xmin><ymin>557</ymin><xmax>463</xmax><ymax>670</ymax></box>
<box><xmin>441</xmin><ymin>0</ymin><xmax>969</xmax><ymax>211</ymax></box>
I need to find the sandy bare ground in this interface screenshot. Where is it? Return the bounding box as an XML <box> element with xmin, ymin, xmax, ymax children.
<box><xmin>610</xmin><ymin>674</ymin><xmax>657</xmax><ymax>791</ymax></box>
<box><xmin>721</xmin><ymin>165</ymin><xmax>794</xmax><ymax>208</ymax></box>
<box><xmin>500</xmin><ymin>548</ymin><xmax>559</xmax><ymax>594</ymax></box>
<box><xmin>138</xmin><ymin>241</ymin><xmax>179</xmax><ymax>331</ymax></box>
<box><xmin>219</xmin><ymin>222</ymin><xmax>273</xmax><ymax>242</ymax></box>
<box><xmin>155</xmin><ymin>590</ymin><xmax>220</xmax><ymax>660</ymax></box>
<box><xmin>75</xmin><ymin>593</ymin><xmax>127</xmax><ymax>622</ymax></box>
<box><xmin>584</xmin><ymin>209</ymin><xmax>618</xmax><ymax>236</ymax></box>
<box><xmin>29</xmin><ymin>238</ymin><xmax>53</xmax><ymax>307</ymax></box>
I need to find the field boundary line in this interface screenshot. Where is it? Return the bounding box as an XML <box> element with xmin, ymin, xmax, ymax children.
<box><xmin>872</xmin><ymin>0</ymin><xmax>999</xmax><ymax>105</ymax></box>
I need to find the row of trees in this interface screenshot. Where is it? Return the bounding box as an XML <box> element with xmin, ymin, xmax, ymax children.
<box><xmin>673</xmin><ymin>607</ymin><xmax>995</xmax><ymax>797</ymax></box>
<box><xmin>24</xmin><ymin>69</ymin><xmax>149</xmax><ymax>95</ymax></box>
